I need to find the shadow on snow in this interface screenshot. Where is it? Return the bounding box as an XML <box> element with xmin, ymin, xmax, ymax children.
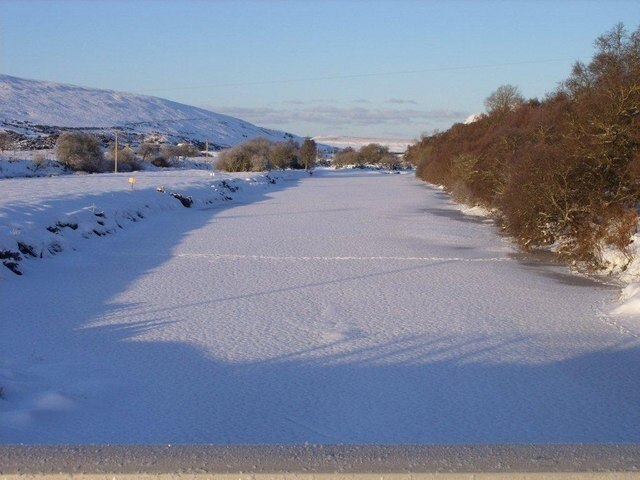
<box><xmin>1</xmin><ymin>172</ymin><xmax>638</xmax><ymax>445</ymax></box>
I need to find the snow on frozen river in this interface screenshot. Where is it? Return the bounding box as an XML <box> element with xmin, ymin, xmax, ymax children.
<box><xmin>1</xmin><ymin>169</ymin><xmax>639</xmax><ymax>443</ymax></box>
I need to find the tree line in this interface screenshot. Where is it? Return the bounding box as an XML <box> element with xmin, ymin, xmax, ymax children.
<box><xmin>332</xmin><ymin>143</ymin><xmax>405</xmax><ymax>169</ymax></box>
<box><xmin>55</xmin><ymin>132</ymin><xmax>200</xmax><ymax>173</ymax></box>
<box><xmin>216</xmin><ymin>137</ymin><xmax>317</xmax><ymax>172</ymax></box>
<box><xmin>407</xmin><ymin>24</ymin><xmax>640</xmax><ymax>268</ymax></box>
<box><xmin>27</xmin><ymin>130</ymin><xmax>320</xmax><ymax>174</ymax></box>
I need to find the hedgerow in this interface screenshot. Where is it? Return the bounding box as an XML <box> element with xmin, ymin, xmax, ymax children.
<box><xmin>408</xmin><ymin>24</ymin><xmax>640</xmax><ymax>268</ymax></box>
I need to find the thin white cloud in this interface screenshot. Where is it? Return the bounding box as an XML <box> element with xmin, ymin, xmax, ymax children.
<box><xmin>202</xmin><ymin>104</ymin><xmax>467</xmax><ymax>127</ymax></box>
<box><xmin>279</xmin><ymin>98</ymin><xmax>337</xmax><ymax>106</ymax></box>
<box><xmin>310</xmin><ymin>98</ymin><xmax>338</xmax><ymax>104</ymax></box>
<box><xmin>282</xmin><ymin>99</ymin><xmax>306</xmax><ymax>105</ymax></box>
<box><xmin>386</xmin><ymin>98</ymin><xmax>418</xmax><ymax>105</ymax></box>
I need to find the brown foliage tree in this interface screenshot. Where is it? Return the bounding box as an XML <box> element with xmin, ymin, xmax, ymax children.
<box><xmin>411</xmin><ymin>24</ymin><xmax>640</xmax><ymax>268</ymax></box>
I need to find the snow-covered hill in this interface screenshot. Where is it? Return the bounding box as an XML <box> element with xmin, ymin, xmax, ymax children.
<box><xmin>0</xmin><ymin>74</ymin><xmax>299</xmax><ymax>148</ymax></box>
<box><xmin>464</xmin><ymin>113</ymin><xmax>483</xmax><ymax>124</ymax></box>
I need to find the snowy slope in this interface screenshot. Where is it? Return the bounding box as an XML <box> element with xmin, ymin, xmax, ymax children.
<box><xmin>0</xmin><ymin>74</ymin><xmax>299</xmax><ymax>147</ymax></box>
<box><xmin>464</xmin><ymin>113</ymin><xmax>483</xmax><ymax>124</ymax></box>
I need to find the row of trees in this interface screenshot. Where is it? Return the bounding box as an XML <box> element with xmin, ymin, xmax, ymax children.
<box><xmin>408</xmin><ymin>24</ymin><xmax>640</xmax><ymax>268</ymax></box>
<box><xmin>54</xmin><ymin>132</ymin><xmax>201</xmax><ymax>172</ymax></box>
<box><xmin>53</xmin><ymin>133</ymin><xmax>321</xmax><ymax>174</ymax></box>
<box><xmin>216</xmin><ymin>137</ymin><xmax>317</xmax><ymax>172</ymax></box>
<box><xmin>332</xmin><ymin>143</ymin><xmax>403</xmax><ymax>169</ymax></box>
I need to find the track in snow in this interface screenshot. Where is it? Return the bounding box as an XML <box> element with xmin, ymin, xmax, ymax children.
<box><xmin>1</xmin><ymin>169</ymin><xmax>639</xmax><ymax>444</ymax></box>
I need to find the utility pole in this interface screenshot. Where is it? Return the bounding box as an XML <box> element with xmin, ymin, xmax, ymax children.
<box><xmin>114</xmin><ymin>131</ymin><xmax>118</xmax><ymax>173</ymax></box>
<box><xmin>205</xmin><ymin>140</ymin><xmax>208</xmax><ymax>159</ymax></box>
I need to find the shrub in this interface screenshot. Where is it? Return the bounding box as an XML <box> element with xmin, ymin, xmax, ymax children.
<box><xmin>160</xmin><ymin>144</ymin><xmax>181</xmax><ymax>163</ymax></box>
<box><xmin>0</xmin><ymin>131</ymin><xmax>13</xmax><ymax>153</ymax></box>
<box><xmin>358</xmin><ymin>143</ymin><xmax>389</xmax><ymax>164</ymax></box>
<box><xmin>137</xmin><ymin>142</ymin><xmax>159</xmax><ymax>161</ymax></box>
<box><xmin>250</xmin><ymin>154</ymin><xmax>269</xmax><ymax>172</ymax></box>
<box><xmin>151</xmin><ymin>156</ymin><xmax>170</xmax><ymax>168</ymax></box>
<box><xmin>332</xmin><ymin>147</ymin><xmax>359</xmax><ymax>168</ymax></box>
<box><xmin>270</xmin><ymin>140</ymin><xmax>299</xmax><ymax>170</ymax></box>
<box><xmin>216</xmin><ymin>144</ymin><xmax>253</xmax><ymax>172</ymax></box>
<box><xmin>107</xmin><ymin>144</ymin><xmax>139</xmax><ymax>172</ymax></box>
<box><xmin>176</xmin><ymin>143</ymin><xmax>199</xmax><ymax>157</ymax></box>
<box><xmin>55</xmin><ymin>132</ymin><xmax>105</xmax><ymax>172</ymax></box>
<box><xmin>380</xmin><ymin>153</ymin><xmax>402</xmax><ymax>170</ymax></box>
<box><xmin>31</xmin><ymin>153</ymin><xmax>47</xmax><ymax>172</ymax></box>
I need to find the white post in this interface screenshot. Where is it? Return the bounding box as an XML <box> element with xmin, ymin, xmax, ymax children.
<box><xmin>205</xmin><ymin>140</ymin><xmax>208</xmax><ymax>159</ymax></box>
<box><xmin>114</xmin><ymin>132</ymin><xmax>118</xmax><ymax>173</ymax></box>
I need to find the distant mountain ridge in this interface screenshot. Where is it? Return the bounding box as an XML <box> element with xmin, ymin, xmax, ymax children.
<box><xmin>0</xmin><ymin>74</ymin><xmax>299</xmax><ymax>148</ymax></box>
<box><xmin>312</xmin><ymin>135</ymin><xmax>412</xmax><ymax>153</ymax></box>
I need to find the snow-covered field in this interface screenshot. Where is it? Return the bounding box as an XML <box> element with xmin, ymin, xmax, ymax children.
<box><xmin>1</xmin><ymin>169</ymin><xmax>639</xmax><ymax>443</ymax></box>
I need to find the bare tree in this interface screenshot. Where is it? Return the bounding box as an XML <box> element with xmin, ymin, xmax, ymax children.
<box><xmin>484</xmin><ymin>84</ymin><xmax>525</xmax><ymax>115</ymax></box>
<box><xmin>137</xmin><ymin>142</ymin><xmax>159</xmax><ymax>161</ymax></box>
<box><xmin>299</xmin><ymin>138</ymin><xmax>317</xmax><ymax>171</ymax></box>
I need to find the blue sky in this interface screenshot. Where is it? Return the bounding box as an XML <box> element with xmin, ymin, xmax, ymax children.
<box><xmin>2</xmin><ymin>0</ymin><xmax>639</xmax><ymax>139</ymax></box>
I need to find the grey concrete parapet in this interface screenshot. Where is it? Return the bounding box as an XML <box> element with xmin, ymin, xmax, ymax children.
<box><xmin>1</xmin><ymin>445</ymin><xmax>640</xmax><ymax>478</ymax></box>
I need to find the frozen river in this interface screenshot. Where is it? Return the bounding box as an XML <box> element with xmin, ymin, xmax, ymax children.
<box><xmin>2</xmin><ymin>169</ymin><xmax>639</xmax><ymax>443</ymax></box>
